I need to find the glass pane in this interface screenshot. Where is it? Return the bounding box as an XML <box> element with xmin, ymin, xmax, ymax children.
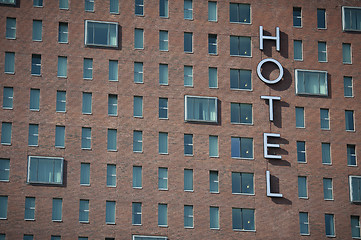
<box><xmin>184</xmin><ymin>32</ymin><xmax>192</xmax><ymax>52</ymax></box>
<box><xmin>209</xmin><ymin>171</ymin><xmax>218</xmax><ymax>192</ymax></box>
<box><xmin>318</xmin><ymin>42</ymin><xmax>327</xmax><ymax>62</ymax></box>
<box><xmin>85</xmin><ymin>0</ymin><xmax>94</xmax><ymax>11</ymax></box>
<box><xmin>208</xmin><ymin>34</ymin><xmax>217</xmax><ymax>54</ymax></box>
<box><xmin>344</xmin><ymin>76</ymin><xmax>353</xmax><ymax>97</ymax></box>
<box><xmin>159</xmin><ymin>0</ymin><xmax>168</xmax><ymax>17</ymax></box>
<box><xmin>25</xmin><ymin>197</ymin><xmax>35</xmax><ymax>220</ymax></box>
<box><xmin>184</xmin><ymin>134</ymin><xmax>193</xmax><ymax>155</ymax></box>
<box><xmin>30</xmin><ymin>89</ymin><xmax>40</xmax><ymax>110</ymax></box>
<box><xmin>133</xmin><ymin>166</ymin><xmax>142</xmax><ymax>188</ymax></box>
<box><xmin>293</xmin><ymin>7</ymin><xmax>302</xmax><ymax>27</ymax></box>
<box><xmin>241</xmin><ymin>173</ymin><xmax>254</xmax><ymax>194</ymax></box>
<box><xmin>231</xmin><ymin>137</ymin><xmax>240</xmax><ymax>158</ymax></box>
<box><xmin>133</xmin><ymin>96</ymin><xmax>143</xmax><ymax>117</ymax></box>
<box><xmin>57</xmin><ymin>56</ymin><xmax>67</xmax><ymax>77</ymax></box>
<box><xmin>80</xmin><ymin>163</ymin><xmax>90</xmax><ymax>185</ymax></box>
<box><xmin>56</xmin><ymin>91</ymin><xmax>66</xmax><ymax>112</ymax></box>
<box><xmin>31</xmin><ymin>54</ymin><xmax>41</xmax><ymax>75</ymax></box>
<box><xmin>342</xmin><ymin>43</ymin><xmax>351</xmax><ymax>64</ymax></box>
<box><xmin>345</xmin><ymin>110</ymin><xmax>354</xmax><ymax>131</ymax></box>
<box><xmin>59</xmin><ymin>0</ymin><xmax>69</xmax><ymax>9</ymax></box>
<box><xmin>159</xmin><ymin>132</ymin><xmax>168</xmax><ymax>154</ymax></box>
<box><xmin>351</xmin><ymin>216</ymin><xmax>361</xmax><ymax>238</ymax></box>
<box><xmin>242</xmin><ymin>209</ymin><xmax>255</xmax><ymax>230</ymax></box>
<box><xmin>0</xmin><ymin>196</ymin><xmax>8</xmax><ymax>219</ymax></box>
<box><xmin>79</xmin><ymin>200</ymin><xmax>89</xmax><ymax>222</ymax></box>
<box><xmin>317</xmin><ymin>9</ymin><xmax>326</xmax><ymax>28</ymax></box>
<box><xmin>109</xmin><ymin>60</ymin><xmax>118</xmax><ymax>81</ymax></box>
<box><xmin>241</xmin><ymin>137</ymin><xmax>253</xmax><ymax>158</ymax></box>
<box><xmin>184</xmin><ymin>66</ymin><xmax>193</xmax><ymax>86</ymax></box>
<box><xmin>6</xmin><ymin>17</ymin><xmax>16</xmax><ymax>39</ymax></box>
<box><xmin>232</xmin><ymin>172</ymin><xmax>241</xmax><ymax>193</ymax></box>
<box><xmin>295</xmin><ymin>107</ymin><xmax>304</xmax><ymax>128</ymax></box>
<box><xmin>108</xmin><ymin>94</ymin><xmax>117</xmax><ymax>116</ymax></box>
<box><xmin>325</xmin><ymin>214</ymin><xmax>335</xmax><ymax>236</ymax></box>
<box><xmin>132</xmin><ymin>203</ymin><xmax>142</xmax><ymax>224</ymax></box>
<box><xmin>59</xmin><ymin>23</ymin><xmax>68</xmax><ymax>43</ymax></box>
<box><xmin>297</xmin><ymin>141</ymin><xmax>306</xmax><ymax>163</ymax></box>
<box><xmin>133</xmin><ymin>131</ymin><xmax>142</xmax><ymax>152</ymax></box>
<box><xmin>81</xmin><ymin>127</ymin><xmax>91</xmax><ymax>149</ymax></box>
<box><xmin>184</xmin><ymin>169</ymin><xmax>193</xmax><ymax>191</ymax></box>
<box><xmin>134</xmin><ymin>29</ymin><xmax>144</xmax><ymax>49</ymax></box>
<box><xmin>135</xmin><ymin>0</ymin><xmax>144</xmax><ymax>15</ymax></box>
<box><xmin>347</xmin><ymin>145</ymin><xmax>356</xmax><ymax>166</ymax></box>
<box><xmin>184</xmin><ymin>205</ymin><xmax>193</xmax><ymax>227</ymax></box>
<box><xmin>52</xmin><ymin>198</ymin><xmax>62</xmax><ymax>221</ymax></box>
<box><xmin>158</xmin><ymin>167</ymin><xmax>168</xmax><ymax>190</ymax></box>
<box><xmin>107</xmin><ymin>129</ymin><xmax>117</xmax><ymax>151</ymax></box>
<box><xmin>158</xmin><ymin>204</ymin><xmax>167</xmax><ymax>226</ymax></box>
<box><xmin>159</xmin><ymin>64</ymin><xmax>168</xmax><ymax>85</ymax></box>
<box><xmin>28</xmin><ymin>124</ymin><xmax>38</xmax><ymax>146</ymax></box>
<box><xmin>107</xmin><ymin>164</ymin><xmax>116</xmax><ymax>187</ymax></box>
<box><xmin>294</xmin><ymin>40</ymin><xmax>302</xmax><ymax>60</ymax></box>
<box><xmin>1</xmin><ymin>122</ymin><xmax>12</xmax><ymax>145</ymax></box>
<box><xmin>321</xmin><ymin>143</ymin><xmax>331</xmax><ymax>164</ymax></box>
<box><xmin>298</xmin><ymin>176</ymin><xmax>307</xmax><ymax>198</ymax></box>
<box><xmin>110</xmin><ymin>0</ymin><xmax>119</xmax><ymax>13</ymax></box>
<box><xmin>323</xmin><ymin>178</ymin><xmax>333</xmax><ymax>200</ymax></box>
<box><xmin>55</xmin><ymin>126</ymin><xmax>65</xmax><ymax>148</ymax></box>
<box><xmin>83</xmin><ymin>58</ymin><xmax>93</xmax><ymax>79</ymax></box>
<box><xmin>209</xmin><ymin>67</ymin><xmax>217</xmax><ymax>88</ymax></box>
<box><xmin>208</xmin><ymin>2</ymin><xmax>217</xmax><ymax>21</ymax></box>
<box><xmin>134</xmin><ymin>62</ymin><xmax>143</xmax><ymax>83</ymax></box>
<box><xmin>209</xmin><ymin>136</ymin><xmax>218</xmax><ymax>157</ymax></box>
<box><xmin>184</xmin><ymin>0</ymin><xmax>193</xmax><ymax>20</ymax></box>
<box><xmin>320</xmin><ymin>109</ymin><xmax>329</xmax><ymax>129</ymax></box>
<box><xmin>106</xmin><ymin>201</ymin><xmax>115</xmax><ymax>223</ymax></box>
<box><xmin>159</xmin><ymin>98</ymin><xmax>168</xmax><ymax>119</ymax></box>
<box><xmin>32</xmin><ymin>20</ymin><xmax>42</xmax><ymax>41</ymax></box>
<box><xmin>210</xmin><ymin>207</ymin><xmax>219</xmax><ymax>229</ymax></box>
<box><xmin>82</xmin><ymin>93</ymin><xmax>92</xmax><ymax>114</ymax></box>
<box><xmin>232</xmin><ymin>208</ymin><xmax>241</xmax><ymax>230</ymax></box>
<box><xmin>299</xmin><ymin>212</ymin><xmax>309</xmax><ymax>234</ymax></box>
<box><xmin>3</xmin><ymin>87</ymin><xmax>13</xmax><ymax>109</ymax></box>
<box><xmin>159</xmin><ymin>30</ymin><xmax>168</xmax><ymax>51</ymax></box>
<box><xmin>0</xmin><ymin>159</ymin><xmax>10</xmax><ymax>181</ymax></box>
<box><xmin>5</xmin><ymin>52</ymin><xmax>15</xmax><ymax>73</ymax></box>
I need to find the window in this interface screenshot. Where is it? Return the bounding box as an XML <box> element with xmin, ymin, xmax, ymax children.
<box><xmin>55</xmin><ymin>125</ymin><xmax>65</xmax><ymax>148</ymax></box>
<box><xmin>159</xmin><ymin>98</ymin><xmax>168</xmax><ymax>119</ymax></box>
<box><xmin>317</xmin><ymin>9</ymin><xmax>326</xmax><ymax>29</ymax></box>
<box><xmin>230</xmin><ymin>69</ymin><xmax>251</xmax><ymax>90</ymax></box>
<box><xmin>133</xmin><ymin>236</ymin><xmax>167</xmax><ymax>240</ymax></box>
<box><xmin>6</xmin><ymin>17</ymin><xmax>16</xmax><ymax>39</ymax></box>
<box><xmin>299</xmin><ymin>212</ymin><xmax>309</xmax><ymax>235</ymax></box>
<box><xmin>79</xmin><ymin>200</ymin><xmax>89</xmax><ymax>223</ymax></box>
<box><xmin>82</xmin><ymin>92</ymin><xmax>92</xmax><ymax>114</ymax></box>
<box><xmin>0</xmin><ymin>234</ymin><xmax>4</xmax><ymax>240</ymax></box>
<box><xmin>78</xmin><ymin>238</ymin><xmax>88</xmax><ymax>240</ymax></box>
<box><xmin>135</xmin><ymin>0</ymin><xmax>144</xmax><ymax>16</ymax></box>
<box><xmin>232</xmin><ymin>208</ymin><xmax>255</xmax><ymax>231</ymax></box>
<box><xmin>107</xmin><ymin>129</ymin><xmax>117</xmax><ymax>151</ymax></box>
<box><xmin>184</xmin><ymin>134</ymin><xmax>193</xmax><ymax>156</ymax></box>
<box><xmin>108</xmin><ymin>94</ymin><xmax>117</xmax><ymax>116</ymax></box>
<box><xmin>159</xmin><ymin>0</ymin><xmax>168</xmax><ymax>18</ymax></box>
<box><xmin>210</xmin><ymin>206</ymin><xmax>219</xmax><ymax>229</ymax></box>
<box><xmin>158</xmin><ymin>203</ymin><xmax>167</xmax><ymax>227</ymax></box>
<box><xmin>0</xmin><ymin>159</ymin><xmax>10</xmax><ymax>181</ymax></box>
<box><xmin>230</xmin><ymin>36</ymin><xmax>251</xmax><ymax>57</ymax></box>
<box><xmin>159</xmin><ymin>132</ymin><xmax>168</xmax><ymax>154</ymax></box>
<box><xmin>30</xmin><ymin>89</ymin><xmax>40</xmax><ymax>111</ymax></box>
<box><xmin>343</xmin><ymin>43</ymin><xmax>352</xmax><ymax>64</ymax></box>
<box><xmin>158</xmin><ymin>167</ymin><xmax>168</xmax><ymax>190</ymax></box>
<box><xmin>347</xmin><ymin>144</ymin><xmax>356</xmax><ymax>166</ymax></box>
<box><xmin>323</xmin><ymin>178</ymin><xmax>333</xmax><ymax>200</ymax></box>
<box><xmin>159</xmin><ymin>64</ymin><xmax>168</xmax><ymax>85</ymax></box>
<box><xmin>325</xmin><ymin>214</ymin><xmax>335</xmax><ymax>237</ymax></box>
<box><xmin>184</xmin><ymin>65</ymin><xmax>193</xmax><ymax>87</ymax></box>
<box><xmin>231</xmin><ymin>137</ymin><xmax>253</xmax><ymax>159</ymax></box>
<box><xmin>209</xmin><ymin>67</ymin><xmax>217</xmax><ymax>88</ymax></box>
<box><xmin>1</xmin><ymin>122</ymin><xmax>12</xmax><ymax>145</ymax></box>
<box><xmin>83</xmin><ymin>58</ymin><xmax>93</xmax><ymax>79</ymax></box>
<box><xmin>56</xmin><ymin>91</ymin><xmax>66</xmax><ymax>112</ymax></box>
<box><xmin>184</xmin><ymin>169</ymin><xmax>193</xmax><ymax>191</ymax></box>
<box><xmin>184</xmin><ymin>0</ymin><xmax>192</xmax><ymax>20</ymax></box>
<box><xmin>229</xmin><ymin>3</ymin><xmax>250</xmax><ymax>23</ymax></box>
<box><xmin>107</xmin><ymin>164</ymin><xmax>116</xmax><ymax>187</ymax></box>
<box><xmin>133</xmin><ymin>62</ymin><xmax>143</xmax><ymax>83</ymax></box>
<box><xmin>318</xmin><ymin>41</ymin><xmax>327</xmax><ymax>62</ymax></box>
<box><xmin>59</xmin><ymin>0</ymin><xmax>68</xmax><ymax>9</ymax></box>
<box><xmin>185</xmin><ymin>96</ymin><xmax>217</xmax><ymax>122</ymax></box>
<box><xmin>184</xmin><ymin>32</ymin><xmax>193</xmax><ymax>53</ymax></box>
<box><xmin>208</xmin><ymin>1</ymin><xmax>217</xmax><ymax>21</ymax></box>
<box><xmin>134</xmin><ymin>28</ymin><xmax>144</xmax><ymax>49</ymax></box>
<box><xmin>85</xmin><ymin>20</ymin><xmax>118</xmax><ymax>47</ymax></box>
<box><xmin>27</xmin><ymin>156</ymin><xmax>64</xmax><ymax>184</ymax></box>
<box><xmin>80</xmin><ymin>163</ymin><xmax>90</xmax><ymax>185</ymax></box>
<box><xmin>350</xmin><ymin>176</ymin><xmax>361</xmax><ymax>202</ymax></box>
<box><xmin>209</xmin><ymin>170</ymin><xmax>219</xmax><ymax>193</ymax></box>
<box><xmin>132</xmin><ymin>202</ymin><xmax>142</xmax><ymax>225</ymax></box>
<box><xmin>344</xmin><ymin>76</ymin><xmax>353</xmax><ymax>97</ymax></box>
<box><xmin>232</xmin><ymin>172</ymin><xmax>254</xmax><ymax>194</ymax></box>
<box><xmin>58</xmin><ymin>22</ymin><xmax>68</xmax><ymax>43</ymax></box>
<box><xmin>23</xmin><ymin>235</ymin><xmax>33</xmax><ymax>240</ymax></box>
<box><xmin>352</xmin><ymin>216</ymin><xmax>361</xmax><ymax>238</ymax></box>
<box><xmin>297</xmin><ymin>141</ymin><xmax>306</xmax><ymax>163</ymax></box>
<box><xmin>5</xmin><ymin>52</ymin><xmax>15</xmax><ymax>74</ymax></box>
<box><xmin>85</xmin><ymin>0</ymin><xmax>94</xmax><ymax>11</ymax></box>
<box><xmin>322</xmin><ymin>143</ymin><xmax>331</xmax><ymax>164</ymax></box>
<box><xmin>320</xmin><ymin>108</ymin><xmax>330</xmax><ymax>130</ymax></box>
<box><xmin>345</xmin><ymin>110</ymin><xmax>355</xmax><ymax>131</ymax></box>
<box><xmin>0</xmin><ymin>196</ymin><xmax>7</xmax><ymax>219</ymax></box>
<box><xmin>342</xmin><ymin>7</ymin><xmax>361</xmax><ymax>31</ymax></box>
<box><xmin>31</xmin><ymin>54</ymin><xmax>41</xmax><ymax>75</ymax></box>
<box><xmin>295</xmin><ymin>107</ymin><xmax>304</xmax><ymax>128</ymax></box>
<box><xmin>298</xmin><ymin>176</ymin><xmax>307</xmax><ymax>198</ymax></box>
<box><xmin>110</xmin><ymin>0</ymin><xmax>119</xmax><ymax>14</ymax></box>
<box><xmin>28</xmin><ymin>124</ymin><xmax>39</xmax><ymax>146</ymax></box>
<box><xmin>209</xmin><ymin>135</ymin><xmax>218</xmax><ymax>157</ymax></box>
<box><xmin>159</xmin><ymin>30</ymin><xmax>168</xmax><ymax>51</ymax></box>
<box><xmin>81</xmin><ymin>127</ymin><xmax>91</xmax><ymax>149</ymax></box>
<box><xmin>0</xmin><ymin>0</ymin><xmax>15</xmax><ymax>4</ymax></box>
<box><xmin>208</xmin><ymin>34</ymin><xmax>217</xmax><ymax>55</ymax></box>
<box><xmin>106</xmin><ymin>201</ymin><xmax>116</xmax><ymax>224</ymax></box>
<box><xmin>295</xmin><ymin>69</ymin><xmax>328</xmax><ymax>96</ymax></box>
<box><xmin>294</xmin><ymin>40</ymin><xmax>303</xmax><ymax>61</ymax></box>
<box><xmin>32</xmin><ymin>20</ymin><xmax>42</xmax><ymax>41</ymax></box>
<box><xmin>24</xmin><ymin>197</ymin><xmax>35</xmax><ymax>220</ymax></box>
<box><xmin>133</xmin><ymin>131</ymin><xmax>142</xmax><ymax>152</ymax></box>
<box><xmin>57</xmin><ymin>56</ymin><xmax>67</xmax><ymax>78</ymax></box>
<box><xmin>33</xmin><ymin>0</ymin><xmax>43</xmax><ymax>7</ymax></box>
<box><xmin>231</xmin><ymin>103</ymin><xmax>252</xmax><ymax>124</ymax></box>
<box><xmin>133</xmin><ymin>166</ymin><xmax>142</xmax><ymax>188</ymax></box>
<box><xmin>109</xmin><ymin>60</ymin><xmax>118</xmax><ymax>81</ymax></box>
<box><xmin>51</xmin><ymin>236</ymin><xmax>61</xmax><ymax>240</ymax></box>
<box><xmin>184</xmin><ymin>205</ymin><xmax>193</xmax><ymax>228</ymax></box>
<box><xmin>293</xmin><ymin>7</ymin><xmax>302</xmax><ymax>27</ymax></box>
<box><xmin>133</xmin><ymin>96</ymin><xmax>143</xmax><ymax>117</ymax></box>
<box><xmin>3</xmin><ymin>87</ymin><xmax>13</xmax><ymax>109</ymax></box>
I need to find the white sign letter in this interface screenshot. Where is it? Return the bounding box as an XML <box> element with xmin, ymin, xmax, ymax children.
<box><xmin>266</xmin><ymin>170</ymin><xmax>283</xmax><ymax>198</ymax></box>
<box><xmin>257</xmin><ymin>58</ymin><xmax>284</xmax><ymax>84</ymax></box>
<box><xmin>259</xmin><ymin>26</ymin><xmax>280</xmax><ymax>51</ymax></box>
<box><xmin>261</xmin><ymin>96</ymin><xmax>281</xmax><ymax>121</ymax></box>
<box><xmin>263</xmin><ymin>133</ymin><xmax>282</xmax><ymax>159</ymax></box>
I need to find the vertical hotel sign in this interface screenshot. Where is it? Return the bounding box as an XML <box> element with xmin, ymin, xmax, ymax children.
<box><xmin>258</xmin><ymin>26</ymin><xmax>285</xmax><ymax>198</ymax></box>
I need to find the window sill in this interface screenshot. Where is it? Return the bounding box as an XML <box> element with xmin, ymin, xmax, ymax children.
<box><xmin>230</xmin><ymin>88</ymin><xmax>253</xmax><ymax>92</ymax></box>
<box><xmin>294</xmin><ymin>59</ymin><xmax>303</xmax><ymax>62</ymax></box>
<box><xmin>343</xmin><ymin>62</ymin><xmax>352</xmax><ymax>65</ymax></box>
<box><xmin>81</xmin><ymin>148</ymin><xmax>92</xmax><ymax>151</ymax></box>
<box><xmin>296</xmin><ymin>127</ymin><xmax>305</xmax><ymax>129</ymax></box>
<box><xmin>210</xmin><ymin>191</ymin><xmax>219</xmax><ymax>194</ymax></box>
<box><xmin>1</xmin><ymin>143</ymin><xmax>11</xmax><ymax>146</ymax></box>
<box><xmin>324</xmin><ymin>199</ymin><xmax>334</xmax><ymax>201</ymax></box>
<box><xmin>184</xmin><ymin>51</ymin><xmax>194</xmax><ymax>54</ymax></box>
<box><xmin>109</xmin><ymin>79</ymin><xmax>119</xmax><ymax>82</ymax></box>
<box><xmin>346</xmin><ymin>130</ymin><xmax>355</xmax><ymax>132</ymax></box>
<box><xmin>160</xmin><ymin>84</ymin><xmax>169</xmax><ymax>86</ymax></box>
<box><xmin>107</xmin><ymin>185</ymin><xmax>116</xmax><ymax>188</ymax></box>
<box><xmin>0</xmin><ymin>218</ymin><xmax>8</xmax><ymax>220</ymax></box>
<box><xmin>321</xmin><ymin>128</ymin><xmax>330</xmax><ymax>131</ymax></box>
<box><xmin>83</xmin><ymin>78</ymin><xmax>93</xmax><ymax>81</ymax></box>
<box><xmin>184</xmin><ymin>85</ymin><xmax>194</xmax><ymax>88</ymax></box>
<box><xmin>230</xmin><ymin>54</ymin><xmax>252</xmax><ymax>58</ymax></box>
<box><xmin>158</xmin><ymin>225</ymin><xmax>168</xmax><ymax>228</ymax></box>
<box><xmin>106</xmin><ymin>222</ymin><xmax>116</xmax><ymax>225</ymax></box>
<box><xmin>232</xmin><ymin>193</ymin><xmax>255</xmax><ymax>196</ymax></box>
<box><xmin>134</xmin><ymin>48</ymin><xmax>144</xmax><ymax>50</ymax></box>
<box><xmin>347</xmin><ymin>165</ymin><xmax>358</xmax><ymax>167</ymax></box>
<box><xmin>55</xmin><ymin>146</ymin><xmax>65</xmax><ymax>149</ymax></box>
<box><xmin>159</xmin><ymin>188</ymin><xmax>168</xmax><ymax>191</ymax></box>
<box><xmin>24</xmin><ymin>219</ymin><xmax>35</xmax><ymax>221</ymax></box>
<box><xmin>210</xmin><ymin>228</ymin><xmax>220</xmax><ymax>230</ymax></box>
<box><xmin>231</xmin><ymin>122</ymin><xmax>253</xmax><ymax>126</ymax></box>
<box><xmin>184</xmin><ymin>154</ymin><xmax>194</xmax><ymax>157</ymax></box>
<box><xmin>326</xmin><ymin>235</ymin><xmax>336</xmax><ymax>238</ymax></box>
<box><xmin>0</xmin><ymin>180</ymin><xmax>9</xmax><ymax>182</ymax></box>
<box><xmin>30</xmin><ymin>109</ymin><xmax>40</xmax><ymax>112</ymax></box>
<box><xmin>133</xmin><ymin>151</ymin><xmax>143</xmax><ymax>154</ymax></box>
<box><xmin>159</xmin><ymin>118</ymin><xmax>169</xmax><ymax>120</ymax></box>
<box><xmin>133</xmin><ymin>187</ymin><xmax>142</xmax><ymax>189</ymax></box>
<box><xmin>56</xmin><ymin>111</ymin><xmax>66</xmax><ymax>113</ymax></box>
<box><xmin>58</xmin><ymin>42</ymin><xmax>69</xmax><ymax>44</ymax></box>
<box><xmin>79</xmin><ymin>221</ymin><xmax>90</xmax><ymax>224</ymax></box>
<box><xmin>134</xmin><ymin>116</ymin><xmax>143</xmax><ymax>119</ymax></box>
<box><xmin>108</xmin><ymin>114</ymin><xmax>118</xmax><ymax>117</ymax></box>
<box><xmin>52</xmin><ymin>220</ymin><xmax>63</xmax><ymax>222</ymax></box>
<box><xmin>31</xmin><ymin>74</ymin><xmax>42</xmax><ymax>77</ymax></box>
<box><xmin>159</xmin><ymin>153</ymin><xmax>169</xmax><ymax>155</ymax></box>
<box><xmin>230</xmin><ymin>21</ymin><xmax>251</xmax><ymax>25</ymax></box>
<box><xmin>231</xmin><ymin>157</ymin><xmax>254</xmax><ymax>160</ymax></box>
<box><xmin>209</xmin><ymin>156</ymin><xmax>219</xmax><ymax>158</ymax></box>
<box><xmin>322</xmin><ymin>163</ymin><xmax>332</xmax><ymax>166</ymax></box>
<box><xmin>317</xmin><ymin>27</ymin><xmax>327</xmax><ymax>30</ymax></box>
<box><xmin>57</xmin><ymin>76</ymin><xmax>67</xmax><ymax>79</ymax></box>
<box><xmin>132</xmin><ymin>224</ymin><xmax>142</xmax><ymax>226</ymax></box>
<box><xmin>6</xmin><ymin>38</ymin><xmax>16</xmax><ymax>40</ymax></box>
<box><xmin>233</xmin><ymin>229</ymin><xmax>255</xmax><ymax>232</ymax></box>
<box><xmin>209</xmin><ymin>53</ymin><xmax>218</xmax><ymax>56</ymax></box>
<box><xmin>184</xmin><ymin>226</ymin><xmax>194</xmax><ymax>229</ymax></box>
<box><xmin>299</xmin><ymin>197</ymin><xmax>309</xmax><ymax>200</ymax></box>
<box><xmin>184</xmin><ymin>190</ymin><xmax>194</xmax><ymax>192</ymax></box>
<box><xmin>107</xmin><ymin>150</ymin><xmax>118</xmax><ymax>152</ymax></box>
<box><xmin>293</xmin><ymin>26</ymin><xmax>303</xmax><ymax>28</ymax></box>
<box><xmin>82</xmin><ymin>113</ymin><xmax>92</xmax><ymax>115</ymax></box>
<box><xmin>209</xmin><ymin>87</ymin><xmax>218</xmax><ymax>89</ymax></box>
<box><xmin>4</xmin><ymin>72</ymin><xmax>15</xmax><ymax>75</ymax></box>
<box><xmin>297</xmin><ymin>161</ymin><xmax>307</xmax><ymax>164</ymax></box>
<box><xmin>28</xmin><ymin>145</ymin><xmax>39</xmax><ymax>147</ymax></box>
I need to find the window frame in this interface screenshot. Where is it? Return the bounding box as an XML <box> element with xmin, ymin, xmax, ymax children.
<box><xmin>293</xmin><ymin>7</ymin><xmax>302</xmax><ymax>27</ymax></box>
<box><xmin>318</xmin><ymin>41</ymin><xmax>327</xmax><ymax>62</ymax></box>
<box><xmin>1</xmin><ymin>122</ymin><xmax>12</xmax><ymax>145</ymax></box>
<box><xmin>232</xmin><ymin>208</ymin><xmax>255</xmax><ymax>231</ymax></box>
<box><xmin>84</xmin><ymin>20</ymin><xmax>119</xmax><ymax>48</ymax></box>
<box><xmin>27</xmin><ymin>156</ymin><xmax>64</xmax><ymax>185</ymax></box>
<box><xmin>298</xmin><ymin>176</ymin><xmax>308</xmax><ymax>199</ymax></box>
<box><xmin>184</xmin><ymin>95</ymin><xmax>218</xmax><ymax>123</ymax></box>
<box><xmin>231</xmin><ymin>172</ymin><xmax>254</xmax><ymax>195</ymax></box>
<box><xmin>350</xmin><ymin>176</ymin><xmax>361</xmax><ymax>203</ymax></box>
<box><xmin>317</xmin><ymin>8</ymin><xmax>326</xmax><ymax>29</ymax></box>
<box><xmin>231</xmin><ymin>137</ymin><xmax>254</xmax><ymax>159</ymax></box>
<box><xmin>184</xmin><ymin>32</ymin><xmax>193</xmax><ymax>53</ymax></box>
<box><xmin>208</xmin><ymin>1</ymin><xmax>217</xmax><ymax>22</ymax></box>
<box><xmin>231</xmin><ymin>102</ymin><xmax>253</xmax><ymax>125</ymax></box>
<box><xmin>6</xmin><ymin>17</ymin><xmax>16</xmax><ymax>40</ymax></box>
<box><xmin>0</xmin><ymin>158</ymin><xmax>10</xmax><ymax>182</ymax></box>
<box><xmin>229</xmin><ymin>3</ymin><xmax>251</xmax><ymax>24</ymax></box>
<box><xmin>293</xmin><ymin>40</ymin><xmax>303</xmax><ymax>61</ymax></box>
<box><xmin>299</xmin><ymin>212</ymin><xmax>310</xmax><ymax>235</ymax></box>
<box><xmin>342</xmin><ymin>6</ymin><xmax>361</xmax><ymax>32</ymax></box>
<box><xmin>295</xmin><ymin>69</ymin><xmax>328</xmax><ymax>96</ymax></box>
<box><xmin>3</xmin><ymin>87</ymin><xmax>14</xmax><ymax>109</ymax></box>
<box><xmin>209</xmin><ymin>170</ymin><xmax>219</xmax><ymax>193</ymax></box>
<box><xmin>184</xmin><ymin>205</ymin><xmax>194</xmax><ymax>228</ymax></box>
<box><xmin>132</xmin><ymin>202</ymin><xmax>142</xmax><ymax>225</ymax></box>
<box><xmin>5</xmin><ymin>52</ymin><xmax>15</xmax><ymax>74</ymax></box>
<box><xmin>344</xmin><ymin>76</ymin><xmax>353</xmax><ymax>97</ymax></box>
<box><xmin>24</xmin><ymin>197</ymin><xmax>35</xmax><ymax>221</ymax></box>
<box><xmin>323</xmin><ymin>178</ymin><xmax>333</xmax><ymax>200</ymax></box>
<box><xmin>320</xmin><ymin>108</ymin><xmax>330</xmax><ymax>130</ymax></box>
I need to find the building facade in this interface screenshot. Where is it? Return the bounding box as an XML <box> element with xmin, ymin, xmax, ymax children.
<box><xmin>0</xmin><ymin>0</ymin><xmax>360</xmax><ymax>239</ymax></box>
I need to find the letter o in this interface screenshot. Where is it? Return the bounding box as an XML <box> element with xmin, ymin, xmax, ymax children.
<box><xmin>257</xmin><ymin>58</ymin><xmax>284</xmax><ymax>84</ymax></box>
